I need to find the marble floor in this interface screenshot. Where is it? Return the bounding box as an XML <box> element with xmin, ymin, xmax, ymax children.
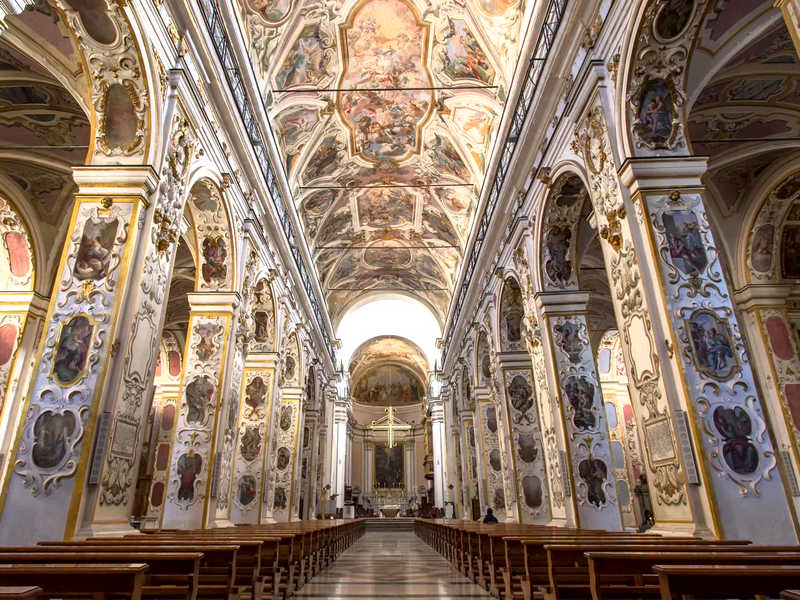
<box><xmin>294</xmin><ymin>531</ymin><xmax>493</xmax><ymax>599</ymax></box>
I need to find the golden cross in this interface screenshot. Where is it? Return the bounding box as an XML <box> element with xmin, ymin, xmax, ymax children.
<box><xmin>369</xmin><ymin>406</ymin><xmax>411</xmax><ymax>448</ymax></box>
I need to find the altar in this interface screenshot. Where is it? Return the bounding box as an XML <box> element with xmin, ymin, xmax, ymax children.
<box><xmin>379</xmin><ymin>504</ymin><xmax>401</xmax><ymax>518</ymax></box>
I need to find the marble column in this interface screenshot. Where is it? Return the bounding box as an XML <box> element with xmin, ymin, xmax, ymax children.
<box><xmin>618</xmin><ymin>157</ymin><xmax>798</xmax><ymax>543</ymax></box>
<box><xmin>537</xmin><ymin>292</ymin><xmax>622</xmax><ymax>531</ymax></box>
<box><xmin>404</xmin><ymin>438</ymin><xmax>415</xmax><ymax>496</ymax></box>
<box><xmin>161</xmin><ymin>292</ymin><xmax>237</xmax><ymax>530</ymax></box>
<box><xmin>364</xmin><ymin>440</ymin><xmax>374</xmax><ymax>498</ymax></box>
<box><xmin>0</xmin><ymin>168</ymin><xmax>156</xmax><ymax>544</ymax></box>
<box><xmin>331</xmin><ymin>400</ymin><xmax>349</xmax><ymax>511</ymax></box>
<box><xmin>460</xmin><ymin>412</ymin><xmax>481</xmax><ymax>519</ymax></box>
<box><xmin>430</xmin><ymin>398</ymin><xmax>446</xmax><ymax>508</ymax></box>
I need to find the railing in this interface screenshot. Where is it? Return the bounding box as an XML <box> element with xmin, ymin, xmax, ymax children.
<box><xmin>441</xmin><ymin>0</ymin><xmax>568</xmax><ymax>363</ymax></box>
<box><xmin>198</xmin><ymin>0</ymin><xmax>336</xmax><ymax>363</ymax></box>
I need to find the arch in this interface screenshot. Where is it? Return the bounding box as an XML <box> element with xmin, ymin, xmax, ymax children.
<box><xmin>538</xmin><ymin>171</ymin><xmax>591</xmax><ymax>292</ymax></box>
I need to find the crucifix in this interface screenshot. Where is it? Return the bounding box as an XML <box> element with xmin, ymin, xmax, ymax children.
<box><xmin>369</xmin><ymin>406</ymin><xmax>411</xmax><ymax>448</ymax></box>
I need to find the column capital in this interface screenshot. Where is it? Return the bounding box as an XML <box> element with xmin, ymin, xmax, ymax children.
<box><xmin>535</xmin><ymin>291</ymin><xmax>590</xmax><ymax>315</ymax></box>
<box><xmin>187</xmin><ymin>292</ymin><xmax>241</xmax><ymax>314</ymax></box>
<box><xmin>244</xmin><ymin>352</ymin><xmax>279</xmax><ymax>370</ymax></box>
<box><xmin>618</xmin><ymin>156</ymin><xmax>708</xmax><ymax>193</ymax></box>
<box><xmin>72</xmin><ymin>165</ymin><xmax>159</xmax><ymax>199</ymax></box>
<box><xmin>734</xmin><ymin>284</ymin><xmax>796</xmax><ymax>311</ymax></box>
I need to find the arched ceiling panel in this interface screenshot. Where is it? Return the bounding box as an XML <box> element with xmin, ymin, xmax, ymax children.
<box><xmin>237</xmin><ymin>0</ymin><xmax>528</xmax><ymax>320</ymax></box>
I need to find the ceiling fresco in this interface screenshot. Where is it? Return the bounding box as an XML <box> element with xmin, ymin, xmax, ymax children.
<box><xmin>239</xmin><ymin>0</ymin><xmax>527</xmax><ymax>323</ymax></box>
<box><xmin>349</xmin><ymin>335</ymin><xmax>429</xmax><ymax>405</ymax></box>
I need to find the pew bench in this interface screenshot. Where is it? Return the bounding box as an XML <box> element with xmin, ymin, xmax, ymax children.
<box><xmin>0</xmin><ymin>562</ymin><xmax>149</xmax><ymax>600</ymax></box>
<box><xmin>654</xmin><ymin>564</ymin><xmax>800</xmax><ymax>600</ymax></box>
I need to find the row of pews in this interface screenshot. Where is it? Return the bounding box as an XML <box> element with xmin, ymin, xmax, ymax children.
<box><xmin>415</xmin><ymin>519</ymin><xmax>800</xmax><ymax>600</ymax></box>
<box><xmin>0</xmin><ymin>518</ymin><xmax>365</xmax><ymax>600</ymax></box>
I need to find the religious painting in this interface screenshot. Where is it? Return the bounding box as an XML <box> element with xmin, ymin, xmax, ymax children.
<box><xmin>273</xmin><ymin>486</ymin><xmax>287</xmax><ymax>509</ymax></box>
<box><xmin>73</xmin><ymin>217</ymin><xmax>117</xmax><ymax>281</ymax></box>
<box><xmin>52</xmin><ymin>315</ymin><xmax>94</xmax><ymax>385</ymax></box>
<box><xmin>436</xmin><ymin>186</ymin><xmax>471</xmax><ymax>213</ymax></box>
<box><xmin>475</xmin><ymin>0</ymin><xmax>517</xmax><ymax>17</ymax></box>
<box><xmin>32</xmin><ymin>410</ymin><xmax>76</xmax><ymax>469</ymax></box>
<box><xmin>186</xmin><ymin>375</ymin><xmax>215</xmax><ymax>423</ymax></box>
<box><xmin>352</xmin><ymin>365</ymin><xmax>424</xmax><ymax>405</ymax></box>
<box><xmin>489</xmin><ymin>448</ymin><xmax>501</xmax><ymax>471</ymax></box>
<box><xmin>578</xmin><ymin>456</ymin><xmax>607</xmax><ymax>506</ymax></box>
<box><xmin>636</xmin><ymin>78</ymin><xmax>676</xmax><ymax>148</ymax></box>
<box><xmin>781</xmin><ymin>224</ymin><xmax>800</xmax><ymax>278</ymax></box>
<box><xmin>253</xmin><ymin>311</ymin><xmax>272</xmax><ymax>344</ymax></box>
<box><xmin>545</xmin><ymin>225</ymin><xmax>572</xmax><ymax>286</ymax></box>
<box><xmin>468</xmin><ymin>424</ymin><xmax>476</xmax><ymax>447</ymax></box>
<box><xmin>280</xmin><ymin>404</ymin><xmax>293</xmax><ymax>431</ymax></box>
<box><xmin>240</xmin><ymin>426</ymin><xmax>261</xmax><ymax>462</ymax></box>
<box><xmin>486</xmin><ymin>405</ymin><xmax>497</xmax><ymax>433</ymax></box>
<box><xmin>304</xmin><ymin>135</ymin><xmax>342</xmax><ymax>182</ymax></box>
<box><xmin>237</xmin><ymin>475</ymin><xmax>257</xmax><ymax>506</ymax></box>
<box><xmin>554</xmin><ymin>319</ymin><xmax>584</xmax><ymax>363</ymax></box>
<box><xmin>247</xmin><ymin>0</ymin><xmax>292</xmax><ymax>23</ymax></box>
<box><xmin>493</xmin><ymin>487</ymin><xmax>505</xmax><ymax>509</ymax></box>
<box><xmin>70</xmin><ymin>0</ymin><xmax>117</xmax><ymax>44</ymax></box>
<box><xmin>712</xmin><ymin>406</ymin><xmax>759</xmax><ymax>475</ymax></box>
<box><xmin>522</xmin><ymin>475</ymin><xmax>542</xmax><ymax>508</ymax></box>
<box><xmin>316</xmin><ymin>209</ymin><xmax>353</xmax><ymax>245</ymax></box>
<box><xmin>501</xmin><ymin>278</ymin><xmax>523</xmax><ymax>348</ymax></box>
<box><xmin>303</xmin><ymin>190</ymin><xmax>335</xmax><ymax>215</ymax></box>
<box><xmin>422</xmin><ymin>208</ymin><xmax>459</xmax><ymax>246</ymax></box>
<box><xmin>364</xmin><ymin>242</ymin><xmax>412</xmax><ymax>269</ymax></box>
<box><xmin>276</xmin><ymin>446</ymin><xmax>291</xmax><ymax>470</ymax></box>
<box><xmin>507</xmin><ymin>374</ymin><xmax>533</xmax><ymax>414</ymax></box>
<box><xmin>375</xmin><ymin>443</ymin><xmax>404</xmax><ymax>488</ymax></box>
<box><xmin>4</xmin><ymin>230</ymin><xmax>30</xmax><ymax>278</ymax></box>
<box><xmin>191</xmin><ymin>183</ymin><xmax>218</xmax><ymax>212</ymax></box>
<box><xmin>685</xmin><ymin>309</ymin><xmax>737</xmax><ymax>380</ymax></box>
<box><xmin>283</xmin><ymin>355</ymin><xmax>296</xmax><ymax>382</ymax></box>
<box><xmin>439</xmin><ymin>19</ymin><xmax>495</xmax><ymax>84</ymax></box>
<box><xmin>452</xmin><ymin>107</ymin><xmax>491</xmax><ymax>146</ymax></box>
<box><xmin>201</xmin><ymin>236</ymin><xmax>227</xmax><ymax>284</ymax></box>
<box><xmin>654</xmin><ymin>0</ymin><xmax>693</xmax><ymax>39</ymax></box>
<box><xmin>103</xmin><ymin>84</ymin><xmax>138</xmax><ymax>150</ymax></box>
<box><xmin>429</xmin><ymin>134</ymin><xmax>470</xmax><ymax>180</ymax></box>
<box><xmin>177</xmin><ymin>452</ymin><xmax>202</xmax><ymax>501</ymax></box>
<box><xmin>357</xmin><ymin>188</ymin><xmax>415</xmax><ymax>228</ymax></box>
<box><xmin>662</xmin><ymin>210</ymin><xmax>708</xmax><ymax>276</ymax></box>
<box><xmin>517</xmin><ymin>432</ymin><xmax>537</xmax><ymax>462</ymax></box>
<box><xmin>195</xmin><ymin>322</ymin><xmax>220</xmax><ymax>362</ymax></box>
<box><xmin>477</xmin><ymin>333</ymin><xmax>491</xmax><ymax>383</ymax></box>
<box><xmin>245</xmin><ymin>376</ymin><xmax>267</xmax><ymax>411</ymax></box>
<box><xmin>564</xmin><ymin>376</ymin><xmax>596</xmax><ymax>430</ymax></box>
<box><xmin>275</xmin><ymin>23</ymin><xmax>331</xmax><ymax>89</ymax></box>
<box><xmin>339</xmin><ymin>0</ymin><xmax>431</xmax><ymax>162</ymax></box>
<box><xmin>275</xmin><ymin>107</ymin><xmax>318</xmax><ymax>172</ymax></box>
<box><xmin>0</xmin><ymin>323</ymin><xmax>17</xmax><ymax>366</ymax></box>
<box><xmin>751</xmin><ymin>224</ymin><xmax>775</xmax><ymax>273</ymax></box>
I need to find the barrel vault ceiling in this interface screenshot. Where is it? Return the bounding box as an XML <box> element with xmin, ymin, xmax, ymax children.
<box><xmin>236</xmin><ymin>0</ymin><xmax>529</xmax><ymax>326</ymax></box>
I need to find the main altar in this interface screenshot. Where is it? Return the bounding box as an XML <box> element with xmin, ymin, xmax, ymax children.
<box><xmin>369</xmin><ymin>487</ymin><xmax>407</xmax><ymax>517</ymax></box>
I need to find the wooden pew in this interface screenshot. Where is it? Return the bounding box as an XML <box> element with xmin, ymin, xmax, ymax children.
<box><xmin>654</xmin><ymin>564</ymin><xmax>800</xmax><ymax>600</ymax></box>
<box><xmin>588</xmin><ymin>550</ymin><xmax>800</xmax><ymax>600</ymax></box>
<box><xmin>0</xmin><ymin>588</ymin><xmax>41</xmax><ymax>600</ymax></box>
<box><xmin>0</xmin><ymin>562</ymin><xmax>149</xmax><ymax>600</ymax></box>
<box><xmin>0</xmin><ymin>551</ymin><xmax>201</xmax><ymax>600</ymax></box>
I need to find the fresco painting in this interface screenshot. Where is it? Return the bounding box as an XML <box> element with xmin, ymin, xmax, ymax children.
<box><xmin>554</xmin><ymin>319</ymin><xmax>584</xmax><ymax>363</ymax></box>
<box><xmin>357</xmin><ymin>188</ymin><xmax>414</xmax><ymax>228</ymax></box>
<box><xmin>201</xmin><ymin>236</ymin><xmax>227</xmax><ymax>284</ymax></box>
<box><xmin>782</xmin><ymin>224</ymin><xmax>800</xmax><ymax>278</ymax></box>
<box><xmin>52</xmin><ymin>315</ymin><xmax>93</xmax><ymax>385</ymax></box>
<box><xmin>452</xmin><ymin>107</ymin><xmax>491</xmax><ymax>146</ymax></box>
<box><xmin>750</xmin><ymin>224</ymin><xmax>774</xmax><ymax>273</ymax></box>
<box><xmin>247</xmin><ymin>0</ymin><xmax>292</xmax><ymax>23</ymax></box>
<box><xmin>273</xmin><ymin>486</ymin><xmax>287</xmax><ymax>508</ymax></box>
<box><xmin>374</xmin><ymin>443</ymin><xmax>403</xmax><ymax>488</ymax></box>
<box><xmin>435</xmin><ymin>186</ymin><xmax>471</xmax><ymax>213</ymax></box>
<box><xmin>578</xmin><ymin>457</ymin><xmax>607</xmax><ymax>506</ymax></box>
<box><xmin>686</xmin><ymin>310</ymin><xmax>737</xmax><ymax>380</ymax></box>
<box><xmin>339</xmin><ymin>0</ymin><xmax>432</xmax><ymax>162</ymax></box>
<box><xmin>654</xmin><ymin>0</ymin><xmax>693</xmax><ymax>39</ymax></box>
<box><xmin>475</xmin><ymin>0</ymin><xmax>517</xmax><ymax>16</ymax></box>
<box><xmin>429</xmin><ymin>134</ymin><xmax>471</xmax><ymax>180</ymax></box>
<box><xmin>545</xmin><ymin>225</ymin><xmax>572</xmax><ymax>285</ymax></box>
<box><xmin>637</xmin><ymin>78</ymin><xmax>674</xmax><ymax>147</ymax></box>
<box><xmin>486</xmin><ymin>405</ymin><xmax>497</xmax><ymax>433</ymax></box>
<box><xmin>517</xmin><ymin>432</ymin><xmax>537</xmax><ymax>462</ymax></box>
<box><xmin>177</xmin><ymin>452</ymin><xmax>202</xmax><ymax>501</ymax></box>
<box><xmin>564</xmin><ymin>376</ymin><xmax>596</xmax><ymax>430</ymax></box>
<box><xmin>280</xmin><ymin>405</ymin><xmax>293</xmax><ymax>431</ymax></box>
<box><xmin>240</xmin><ymin>427</ymin><xmax>261</xmax><ymax>462</ymax></box>
<box><xmin>73</xmin><ymin>217</ymin><xmax>117</xmax><ymax>281</ymax></box>
<box><xmin>195</xmin><ymin>322</ymin><xmax>220</xmax><ymax>362</ymax></box>
<box><xmin>713</xmin><ymin>406</ymin><xmax>759</xmax><ymax>475</ymax></box>
<box><xmin>185</xmin><ymin>375</ymin><xmax>214</xmax><ymax>423</ymax></box>
<box><xmin>32</xmin><ymin>411</ymin><xmax>76</xmax><ymax>469</ymax></box>
<box><xmin>275</xmin><ymin>23</ymin><xmax>331</xmax><ymax>89</ymax></box>
<box><xmin>364</xmin><ymin>242</ymin><xmax>412</xmax><ymax>269</ymax></box>
<box><xmin>238</xmin><ymin>475</ymin><xmax>257</xmax><ymax>505</ymax></box>
<box><xmin>439</xmin><ymin>19</ymin><xmax>495</xmax><ymax>84</ymax></box>
<box><xmin>522</xmin><ymin>475</ymin><xmax>542</xmax><ymax>508</ymax></box>
<box><xmin>276</xmin><ymin>447</ymin><xmax>291</xmax><ymax>470</ymax></box>
<box><xmin>663</xmin><ymin>210</ymin><xmax>708</xmax><ymax>276</ymax></box>
<box><xmin>507</xmin><ymin>374</ymin><xmax>533</xmax><ymax>414</ymax></box>
<box><xmin>304</xmin><ymin>135</ymin><xmax>342</xmax><ymax>182</ymax></box>
<box><xmin>501</xmin><ymin>278</ymin><xmax>523</xmax><ymax>346</ymax></box>
<box><xmin>352</xmin><ymin>364</ymin><xmax>424</xmax><ymax>405</ymax></box>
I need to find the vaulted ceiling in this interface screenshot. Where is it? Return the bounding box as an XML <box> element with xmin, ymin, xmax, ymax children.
<box><xmin>237</xmin><ymin>0</ymin><xmax>528</xmax><ymax>324</ymax></box>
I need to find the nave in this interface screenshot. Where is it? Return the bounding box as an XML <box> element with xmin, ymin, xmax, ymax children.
<box><xmin>295</xmin><ymin>529</ymin><xmax>491</xmax><ymax>600</ymax></box>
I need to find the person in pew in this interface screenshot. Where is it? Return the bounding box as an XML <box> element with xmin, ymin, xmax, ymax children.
<box><xmin>482</xmin><ymin>508</ymin><xmax>498</xmax><ymax>524</ymax></box>
<box><xmin>638</xmin><ymin>509</ymin><xmax>655</xmax><ymax>532</ymax></box>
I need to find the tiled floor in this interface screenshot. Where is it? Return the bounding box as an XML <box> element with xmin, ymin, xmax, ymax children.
<box><xmin>294</xmin><ymin>531</ymin><xmax>493</xmax><ymax>599</ymax></box>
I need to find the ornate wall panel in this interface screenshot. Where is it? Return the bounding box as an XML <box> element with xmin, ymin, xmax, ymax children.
<box><xmin>477</xmin><ymin>399</ymin><xmax>506</xmax><ymax>519</ymax></box>
<box><xmin>0</xmin><ymin>196</ymin><xmax>139</xmax><ymax>544</ymax></box>
<box><xmin>162</xmin><ymin>312</ymin><xmax>231</xmax><ymax>529</ymax></box>
<box><xmin>270</xmin><ymin>394</ymin><xmax>300</xmax><ymax>522</ymax></box>
<box><xmin>214</xmin><ymin>347</ymin><xmax>245</xmax><ymax>522</ymax></box>
<box><xmin>503</xmin><ymin>367</ymin><xmax>550</xmax><ymax>523</ymax></box>
<box><xmin>231</xmin><ymin>364</ymin><xmax>274</xmax><ymax>523</ymax></box>
<box><xmin>547</xmin><ymin>313</ymin><xmax>621</xmax><ymax>529</ymax></box>
<box><xmin>646</xmin><ymin>190</ymin><xmax>796</xmax><ymax>541</ymax></box>
<box><xmin>574</xmin><ymin>106</ymin><xmax>693</xmax><ymax>529</ymax></box>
